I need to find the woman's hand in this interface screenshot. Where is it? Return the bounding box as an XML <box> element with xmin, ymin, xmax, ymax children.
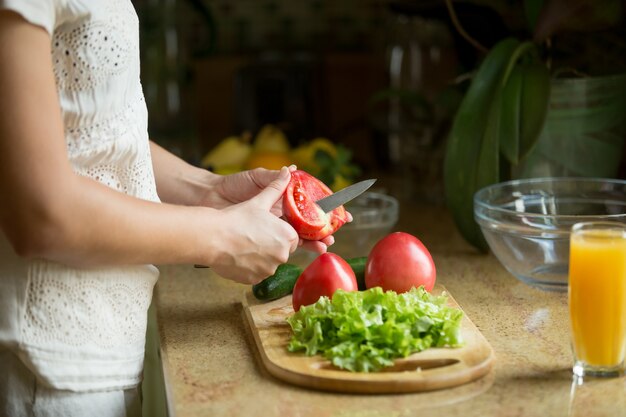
<box><xmin>198</xmin><ymin>167</ymin><xmax>291</xmax><ymax>215</ymax></box>
<box><xmin>207</xmin><ymin>166</ymin><xmax>349</xmax><ymax>253</ymax></box>
<box><xmin>206</xmin><ymin>167</ymin><xmax>299</xmax><ymax>284</ymax></box>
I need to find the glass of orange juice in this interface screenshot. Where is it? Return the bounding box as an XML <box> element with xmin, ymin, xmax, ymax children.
<box><xmin>569</xmin><ymin>221</ymin><xmax>626</xmax><ymax>378</ymax></box>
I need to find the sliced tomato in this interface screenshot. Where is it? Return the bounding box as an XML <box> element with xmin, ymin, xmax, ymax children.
<box><xmin>292</xmin><ymin>252</ymin><xmax>358</xmax><ymax>311</ymax></box>
<box><xmin>283</xmin><ymin>170</ymin><xmax>349</xmax><ymax>241</ymax></box>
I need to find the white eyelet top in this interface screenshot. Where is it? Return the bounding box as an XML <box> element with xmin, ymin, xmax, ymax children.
<box><xmin>0</xmin><ymin>0</ymin><xmax>160</xmax><ymax>391</ymax></box>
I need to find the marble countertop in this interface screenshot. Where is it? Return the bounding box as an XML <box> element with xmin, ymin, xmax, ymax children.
<box><xmin>154</xmin><ymin>202</ymin><xmax>626</xmax><ymax>417</ymax></box>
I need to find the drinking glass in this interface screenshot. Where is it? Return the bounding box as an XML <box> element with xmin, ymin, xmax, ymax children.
<box><xmin>568</xmin><ymin>221</ymin><xmax>626</xmax><ymax>377</ymax></box>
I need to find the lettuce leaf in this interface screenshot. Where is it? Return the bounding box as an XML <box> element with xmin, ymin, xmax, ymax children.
<box><xmin>286</xmin><ymin>286</ymin><xmax>464</xmax><ymax>372</ymax></box>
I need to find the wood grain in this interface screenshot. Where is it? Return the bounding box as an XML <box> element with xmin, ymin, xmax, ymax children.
<box><xmin>242</xmin><ymin>285</ymin><xmax>495</xmax><ymax>394</ymax></box>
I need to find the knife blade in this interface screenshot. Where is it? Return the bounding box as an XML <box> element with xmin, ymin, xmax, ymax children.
<box><xmin>315</xmin><ymin>178</ymin><xmax>377</xmax><ymax>213</ymax></box>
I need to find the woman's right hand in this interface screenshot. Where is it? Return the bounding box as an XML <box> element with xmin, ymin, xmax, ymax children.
<box><xmin>206</xmin><ymin>167</ymin><xmax>300</xmax><ymax>285</ymax></box>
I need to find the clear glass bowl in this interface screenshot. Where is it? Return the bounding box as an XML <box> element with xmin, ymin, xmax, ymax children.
<box><xmin>331</xmin><ymin>191</ymin><xmax>399</xmax><ymax>259</ymax></box>
<box><xmin>474</xmin><ymin>177</ymin><xmax>626</xmax><ymax>291</ymax></box>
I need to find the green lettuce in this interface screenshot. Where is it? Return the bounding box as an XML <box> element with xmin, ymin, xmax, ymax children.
<box><xmin>286</xmin><ymin>286</ymin><xmax>464</xmax><ymax>372</ymax></box>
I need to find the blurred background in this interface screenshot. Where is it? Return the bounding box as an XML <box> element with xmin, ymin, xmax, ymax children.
<box><xmin>131</xmin><ymin>0</ymin><xmax>626</xmax><ymax>206</ymax></box>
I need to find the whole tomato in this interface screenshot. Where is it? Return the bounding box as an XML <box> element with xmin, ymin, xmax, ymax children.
<box><xmin>283</xmin><ymin>170</ymin><xmax>349</xmax><ymax>241</ymax></box>
<box><xmin>292</xmin><ymin>253</ymin><xmax>358</xmax><ymax>311</ymax></box>
<box><xmin>365</xmin><ymin>232</ymin><xmax>436</xmax><ymax>293</ymax></box>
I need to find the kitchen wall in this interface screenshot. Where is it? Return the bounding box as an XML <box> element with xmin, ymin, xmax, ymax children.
<box><xmin>131</xmin><ymin>0</ymin><xmax>626</xmax><ymax>180</ymax></box>
<box><xmin>189</xmin><ymin>0</ymin><xmax>387</xmax><ymax>54</ymax></box>
<box><xmin>131</xmin><ymin>0</ymin><xmax>462</xmax><ymax>173</ymax></box>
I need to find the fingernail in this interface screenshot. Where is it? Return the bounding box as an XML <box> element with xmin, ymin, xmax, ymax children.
<box><xmin>280</xmin><ymin>166</ymin><xmax>290</xmax><ymax>178</ymax></box>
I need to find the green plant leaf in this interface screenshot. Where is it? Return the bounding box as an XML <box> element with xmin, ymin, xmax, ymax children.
<box><xmin>313</xmin><ymin>149</ymin><xmax>336</xmax><ymax>185</ymax></box>
<box><xmin>524</xmin><ymin>0</ymin><xmax>545</xmax><ymax>33</ymax></box>
<box><xmin>313</xmin><ymin>146</ymin><xmax>361</xmax><ymax>186</ymax></box>
<box><xmin>499</xmin><ymin>63</ymin><xmax>523</xmax><ymax>164</ymax></box>
<box><xmin>444</xmin><ymin>38</ymin><xmax>547</xmax><ymax>251</ymax></box>
<box><xmin>518</xmin><ymin>61</ymin><xmax>551</xmax><ymax>161</ymax></box>
<box><xmin>444</xmin><ymin>38</ymin><xmax>522</xmax><ymax>251</ymax></box>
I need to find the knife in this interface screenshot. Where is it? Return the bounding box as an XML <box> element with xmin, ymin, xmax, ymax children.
<box><xmin>315</xmin><ymin>178</ymin><xmax>377</xmax><ymax>212</ymax></box>
<box><xmin>194</xmin><ymin>178</ymin><xmax>377</xmax><ymax>268</ymax></box>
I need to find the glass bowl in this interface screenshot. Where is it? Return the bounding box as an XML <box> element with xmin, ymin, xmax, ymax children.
<box><xmin>474</xmin><ymin>177</ymin><xmax>626</xmax><ymax>291</ymax></box>
<box><xmin>331</xmin><ymin>191</ymin><xmax>399</xmax><ymax>259</ymax></box>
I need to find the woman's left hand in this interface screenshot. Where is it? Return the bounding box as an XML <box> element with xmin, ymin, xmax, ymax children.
<box><xmin>198</xmin><ymin>167</ymin><xmax>292</xmax><ymax>214</ymax></box>
<box><xmin>198</xmin><ymin>166</ymin><xmax>348</xmax><ymax>253</ymax></box>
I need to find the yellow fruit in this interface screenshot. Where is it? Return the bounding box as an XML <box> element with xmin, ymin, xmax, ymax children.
<box><xmin>213</xmin><ymin>166</ymin><xmax>243</xmax><ymax>175</ymax></box>
<box><xmin>290</xmin><ymin>138</ymin><xmax>338</xmax><ymax>175</ymax></box>
<box><xmin>290</xmin><ymin>145</ymin><xmax>314</xmax><ymax>171</ymax></box>
<box><xmin>330</xmin><ymin>174</ymin><xmax>352</xmax><ymax>192</ymax></box>
<box><xmin>201</xmin><ymin>135</ymin><xmax>252</xmax><ymax>170</ymax></box>
<box><xmin>253</xmin><ymin>125</ymin><xmax>290</xmax><ymax>153</ymax></box>
<box><xmin>244</xmin><ymin>151</ymin><xmax>293</xmax><ymax>170</ymax></box>
<box><xmin>309</xmin><ymin>137</ymin><xmax>337</xmax><ymax>158</ymax></box>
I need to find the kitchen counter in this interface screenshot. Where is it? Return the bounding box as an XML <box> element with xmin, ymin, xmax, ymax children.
<box><xmin>154</xmin><ymin>202</ymin><xmax>626</xmax><ymax>417</ymax></box>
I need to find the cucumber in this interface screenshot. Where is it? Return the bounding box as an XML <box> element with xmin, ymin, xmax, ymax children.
<box><xmin>252</xmin><ymin>256</ymin><xmax>369</xmax><ymax>301</ymax></box>
<box><xmin>346</xmin><ymin>256</ymin><xmax>367</xmax><ymax>291</ymax></box>
<box><xmin>252</xmin><ymin>264</ymin><xmax>303</xmax><ymax>301</ymax></box>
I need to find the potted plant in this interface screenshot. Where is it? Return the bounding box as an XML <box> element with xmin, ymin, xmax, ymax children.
<box><xmin>442</xmin><ymin>0</ymin><xmax>626</xmax><ymax>250</ymax></box>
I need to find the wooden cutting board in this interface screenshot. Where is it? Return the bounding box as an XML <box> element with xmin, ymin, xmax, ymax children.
<box><xmin>242</xmin><ymin>285</ymin><xmax>495</xmax><ymax>394</ymax></box>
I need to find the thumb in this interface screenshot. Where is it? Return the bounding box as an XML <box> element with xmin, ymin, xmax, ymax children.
<box><xmin>251</xmin><ymin>166</ymin><xmax>291</xmax><ymax>209</ymax></box>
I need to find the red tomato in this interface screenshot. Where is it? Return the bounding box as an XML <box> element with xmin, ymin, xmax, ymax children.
<box><xmin>283</xmin><ymin>170</ymin><xmax>349</xmax><ymax>241</ymax></box>
<box><xmin>292</xmin><ymin>253</ymin><xmax>358</xmax><ymax>311</ymax></box>
<box><xmin>365</xmin><ymin>232</ymin><xmax>436</xmax><ymax>293</ymax></box>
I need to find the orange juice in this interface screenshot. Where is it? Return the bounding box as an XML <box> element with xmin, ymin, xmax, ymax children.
<box><xmin>569</xmin><ymin>224</ymin><xmax>626</xmax><ymax>372</ymax></box>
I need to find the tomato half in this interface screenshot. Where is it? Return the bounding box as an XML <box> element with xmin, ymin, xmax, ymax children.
<box><xmin>365</xmin><ymin>232</ymin><xmax>436</xmax><ymax>293</ymax></box>
<box><xmin>283</xmin><ymin>170</ymin><xmax>349</xmax><ymax>241</ymax></box>
<box><xmin>292</xmin><ymin>253</ymin><xmax>358</xmax><ymax>311</ymax></box>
